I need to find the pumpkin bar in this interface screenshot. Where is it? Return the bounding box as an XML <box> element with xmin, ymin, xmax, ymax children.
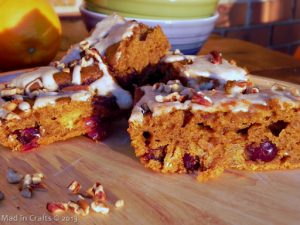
<box><xmin>0</xmin><ymin>14</ymin><xmax>169</xmax><ymax>151</ymax></box>
<box><xmin>128</xmin><ymin>55</ymin><xmax>300</xmax><ymax>181</ymax></box>
<box><xmin>61</xmin><ymin>13</ymin><xmax>170</xmax><ymax>88</ymax></box>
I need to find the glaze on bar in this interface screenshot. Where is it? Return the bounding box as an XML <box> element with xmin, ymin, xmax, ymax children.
<box><xmin>130</xmin><ymin>81</ymin><xmax>300</xmax><ymax>124</ymax></box>
<box><xmin>162</xmin><ymin>53</ymin><xmax>248</xmax><ymax>84</ymax></box>
<box><xmin>0</xmin><ymin>14</ymin><xmax>135</xmax><ymax>120</ymax></box>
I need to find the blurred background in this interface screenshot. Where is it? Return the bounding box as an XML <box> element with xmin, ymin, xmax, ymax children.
<box><xmin>1</xmin><ymin>0</ymin><xmax>299</xmax><ymax>72</ymax></box>
<box><xmin>48</xmin><ymin>0</ymin><xmax>300</xmax><ymax>56</ymax></box>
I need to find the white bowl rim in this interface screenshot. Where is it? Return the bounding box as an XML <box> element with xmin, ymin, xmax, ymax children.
<box><xmin>80</xmin><ymin>4</ymin><xmax>219</xmax><ymax>23</ymax></box>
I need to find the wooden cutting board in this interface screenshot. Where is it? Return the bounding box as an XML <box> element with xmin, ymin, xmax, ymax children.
<box><xmin>0</xmin><ymin>74</ymin><xmax>300</xmax><ymax>225</ymax></box>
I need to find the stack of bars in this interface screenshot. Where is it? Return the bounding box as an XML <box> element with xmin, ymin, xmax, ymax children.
<box><xmin>0</xmin><ymin>14</ymin><xmax>300</xmax><ymax>181</ymax></box>
<box><xmin>0</xmin><ymin>14</ymin><xmax>170</xmax><ymax>151</ymax></box>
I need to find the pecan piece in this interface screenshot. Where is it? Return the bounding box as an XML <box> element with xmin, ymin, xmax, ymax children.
<box><xmin>225</xmin><ymin>81</ymin><xmax>251</xmax><ymax>94</ymax></box>
<box><xmin>68</xmin><ymin>200</ymin><xmax>90</xmax><ymax>216</ymax></box>
<box><xmin>84</xmin><ymin>182</ymin><xmax>106</xmax><ymax>202</ymax></box>
<box><xmin>68</xmin><ymin>180</ymin><xmax>82</xmax><ymax>195</ymax></box>
<box><xmin>7</xmin><ymin>168</ymin><xmax>23</xmax><ymax>184</ymax></box>
<box><xmin>191</xmin><ymin>93</ymin><xmax>213</xmax><ymax>106</ymax></box>
<box><xmin>91</xmin><ymin>201</ymin><xmax>110</xmax><ymax>214</ymax></box>
<box><xmin>209</xmin><ymin>51</ymin><xmax>222</xmax><ymax>64</ymax></box>
<box><xmin>32</xmin><ymin>173</ymin><xmax>44</xmax><ymax>184</ymax></box>
<box><xmin>20</xmin><ymin>187</ymin><xmax>33</xmax><ymax>198</ymax></box>
<box><xmin>115</xmin><ymin>199</ymin><xmax>125</xmax><ymax>208</ymax></box>
<box><xmin>47</xmin><ymin>202</ymin><xmax>68</xmax><ymax>214</ymax></box>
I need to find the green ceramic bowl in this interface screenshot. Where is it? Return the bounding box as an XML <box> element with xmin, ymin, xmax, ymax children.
<box><xmin>85</xmin><ymin>0</ymin><xmax>218</xmax><ymax>19</ymax></box>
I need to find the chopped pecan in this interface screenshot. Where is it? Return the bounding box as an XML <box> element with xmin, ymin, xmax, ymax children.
<box><xmin>1</xmin><ymin>88</ymin><xmax>22</xmax><ymax>96</ymax></box>
<box><xmin>291</xmin><ymin>88</ymin><xmax>300</xmax><ymax>97</ymax></box>
<box><xmin>20</xmin><ymin>187</ymin><xmax>33</xmax><ymax>198</ymax></box>
<box><xmin>84</xmin><ymin>182</ymin><xmax>106</xmax><ymax>202</ymax></box>
<box><xmin>225</xmin><ymin>81</ymin><xmax>251</xmax><ymax>94</ymax></box>
<box><xmin>155</xmin><ymin>92</ymin><xmax>185</xmax><ymax>103</ymax></box>
<box><xmin>7</xmin><ymin>168</ymin><xmax>23</xmax><ymax>184</ymax></box>
<box><xmin>115</xmin><ymin>199</ymin><xmax>125</xmax><ymax>208</ymax></box>
<box><xmin>91</xmin><ymin>201</ymin><xmax>110</xmax><ymax>214</ymax></box>
<box><xmin>166</xmin><ymin>80</ymin><xmax>184</xmax><ymax>92</ymax></box>
<box><xmin>47</xmin><ymin>202</ymin><xmax>68</xmax><ymax>214</ymax></box>
<box><xmin>85</xmin><ymin>48</ymin><xmax>101</xmax><ymax>62</ymax></box>
<box><xmin>68</xmin><ymin>200</ymin><xmax>90</xmax><ymax>216</ymax></box>
<box><xmin>67</xmin><ymin>201</ymin><xmax>80</xmax><ymax>213</ymax></box>
<box><xmin>32</xmin><ymin>173</ymin><xmax>44</xmax><ymax>184</ymax></box>
<box><xmin>271</xmin><ymin>84</ymin><xmax>287</xmax><ymax>92</ymax></box>
<box><xmin>52</xmin><ymin>61</ymin><xmax>65</xmax><ymax>69</ymax></box>
<box><xmin>140</xmin><ymin>103</ymin><xmax>151</xmax><ymax>115</ymax></box>
<box><xmin>6</xmin><ymin>113</ymin><xmax>20</xmax><ymax>120</ymax></box>
<box><xmin>25</xmin><ymin>79</ymin><xmax>44</xmax><ymax>94</ymax></box>
<box><xmin>31</xmin><ymin>182</ymin><xmax>47</xmax><ymax>191</ymax></box>
<box><xmin>246</xmin><ymin>87</ymin><xmax>260</xmax><ymax>94</ymax></box>
<box><xmin>3</xmin><ymin>102</ymin><xmax>17</xmax><ymax>111</ymax></box>
<box><xmin>209</xmin><ymin>51</ymin><xmax>222</xmax><ymax>64</ymax></box>
<box><xmin>68</xmin><ymin>180</ymin><xmax>82</xmax><ymax>195</ymax></box>
<box><xmin>191</xmin><ymin>93</ymin><xmax>213</xmax><ymax>106</ymax></box>
<box><xmin>152</xmin><ymin>83</ymin><xmax>164</xmax><ymax>92</ymax></box>
<box><xmin>79</xmin><ymin>40</ymin><xmax>90</xmax><ymax>50</ymax></box>
<box><xmin>180</xmin><ymin>88</ymin><xmax>196</xmax><ymax>99</ymax></box>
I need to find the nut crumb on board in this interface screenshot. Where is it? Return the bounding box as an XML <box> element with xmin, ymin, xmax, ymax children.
<box><xmin>6</xmin><ymin>168</ymin><xmax>46</xmax><ymax>199</ymax></box>
<box><xmin>47</xmin><ymin>180</ymin><xmax>124</xmax><ymax>217</ymax></box>
<box><xmin>115</xmin><ymin>199</ymin><xmax>125</xmax><ymax>208</ymax></box>
<box><xmin>7</xmin><ymin>167</ymin><xmax>23</xmax><ymax>184</ymax></box>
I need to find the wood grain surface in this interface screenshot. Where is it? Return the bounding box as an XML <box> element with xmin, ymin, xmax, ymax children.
<box><xmin>0</xmin><ymin>75</ymin><xmax>299</xmax><ymax>225</ymax></box>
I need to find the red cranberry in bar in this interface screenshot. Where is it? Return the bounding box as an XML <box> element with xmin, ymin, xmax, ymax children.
<box><xmin>85</xmin><ymin>117</ymin><xmax>107</xmax><ymax>141</ymax></box>
<box><xmin>142</xmin><ymin>147</ymin><xmax>166</xmax><ymax>163</ymax></box>
<box><xmin>209</xmin><ymin>51</ymin><xmax>222</xmax><ymax>64</ymax></box>
<box><xmin>246</xmin><ymin>140</ymin><xmax>278</xmax><ymax>162</ymax></box>
<box><xmin>13</xmin><ymin>127</ymin><xmax>40</xmax><ymax>151</ymax></box>
<box><xmin>183</xmin><ymin>154</ymin><xmax>201</xmax><ymax>173</ymax></box>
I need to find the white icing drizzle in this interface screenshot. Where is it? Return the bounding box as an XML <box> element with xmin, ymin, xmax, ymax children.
<box><xmin>86</xmin><ymin>13</ymin><xmax>126</xmax><ymax>46</ymax></box>
<box><xmin>129</xmin><ymin>84</ymin><xmax>300</xmax><ymax>124</ymax></box>
<box><xmin>9</xmin><ymin>67</ymin><xmax>59</xmax><ymax>91</ymax></box>
<box><xmin>89</xmin><ymin>54</ymin><xmax>132</xmax><ymax>109</ymax></box>
<box><xmin>18</xmin><ymin>102</ymin><xmax>31</xmax><ymax>112</ymax></box>
<box><xmin>60</xmin><ymin>43</ymin><xmax>81</xmax><ymax>65</ymax></box>
<box><xmin>94</xmin><ymin>21</ymin><xmax>138</xmax><ymax>54</ymax></box>
<box><xmin>162</xmin><ymin>54</ymin><xmax>248</xmax><ymax>84</ymax></box>
<box><xmin>162</xmin><ymin>54</ymin><xmax>186</xmax><ymax>63</ymax></box>
<box><xmin>0</xmin><ymin>14</ymin><xmax>135</xmax><ymax>120</ymax></box>
<box><xmin>61</xmin><ymin>14</ymin><xmax>129</xmax><ymax>64</ymax></box>
<box><xmin>33</xmin><ymin>91</ymin><xmax>92</xmax><ymax>109</ymax></box>
<box><xmin>72</xmin><ymin>65</ymin><xmax>82</xmax><ymax>85</ymax></box>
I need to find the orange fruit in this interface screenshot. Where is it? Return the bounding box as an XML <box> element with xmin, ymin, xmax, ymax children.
<box><xmin>0</xmin><ymin>0</ymin><xmax>62</xmax><ymax>71</ymax></box>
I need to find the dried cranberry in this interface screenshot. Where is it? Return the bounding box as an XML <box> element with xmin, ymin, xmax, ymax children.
<box><xmin>13</xmin><ymin>127</ymin><xmax>40</xmax><ymax>151</ymax></box>
<box><xmin>142</xmin><ymin>146</ymin><xmax>166</xmax><ymax>163</ymax></box>
<box><xmin>209</xmin><ymin>51</ymin><xmax>222</xmax><ymax>64</ymax></box>
<box><xmin>93</xmin><ymin>96</ymin><xmax>119</xmax><ymax>111</ymax></box>
<box><xmin>183</xmin><ymin>154</ymin><xmax>200</xmax><ymax>173</ymax></box>
<box><xmin>246</xmin><ymin>140</ymin><xmax>278</xmax><ymax>162</ymax></box>
<box><xmin>85</xmin><ymin>117</ymin><xmax>107</xmax><ymax>141</ymax></box>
